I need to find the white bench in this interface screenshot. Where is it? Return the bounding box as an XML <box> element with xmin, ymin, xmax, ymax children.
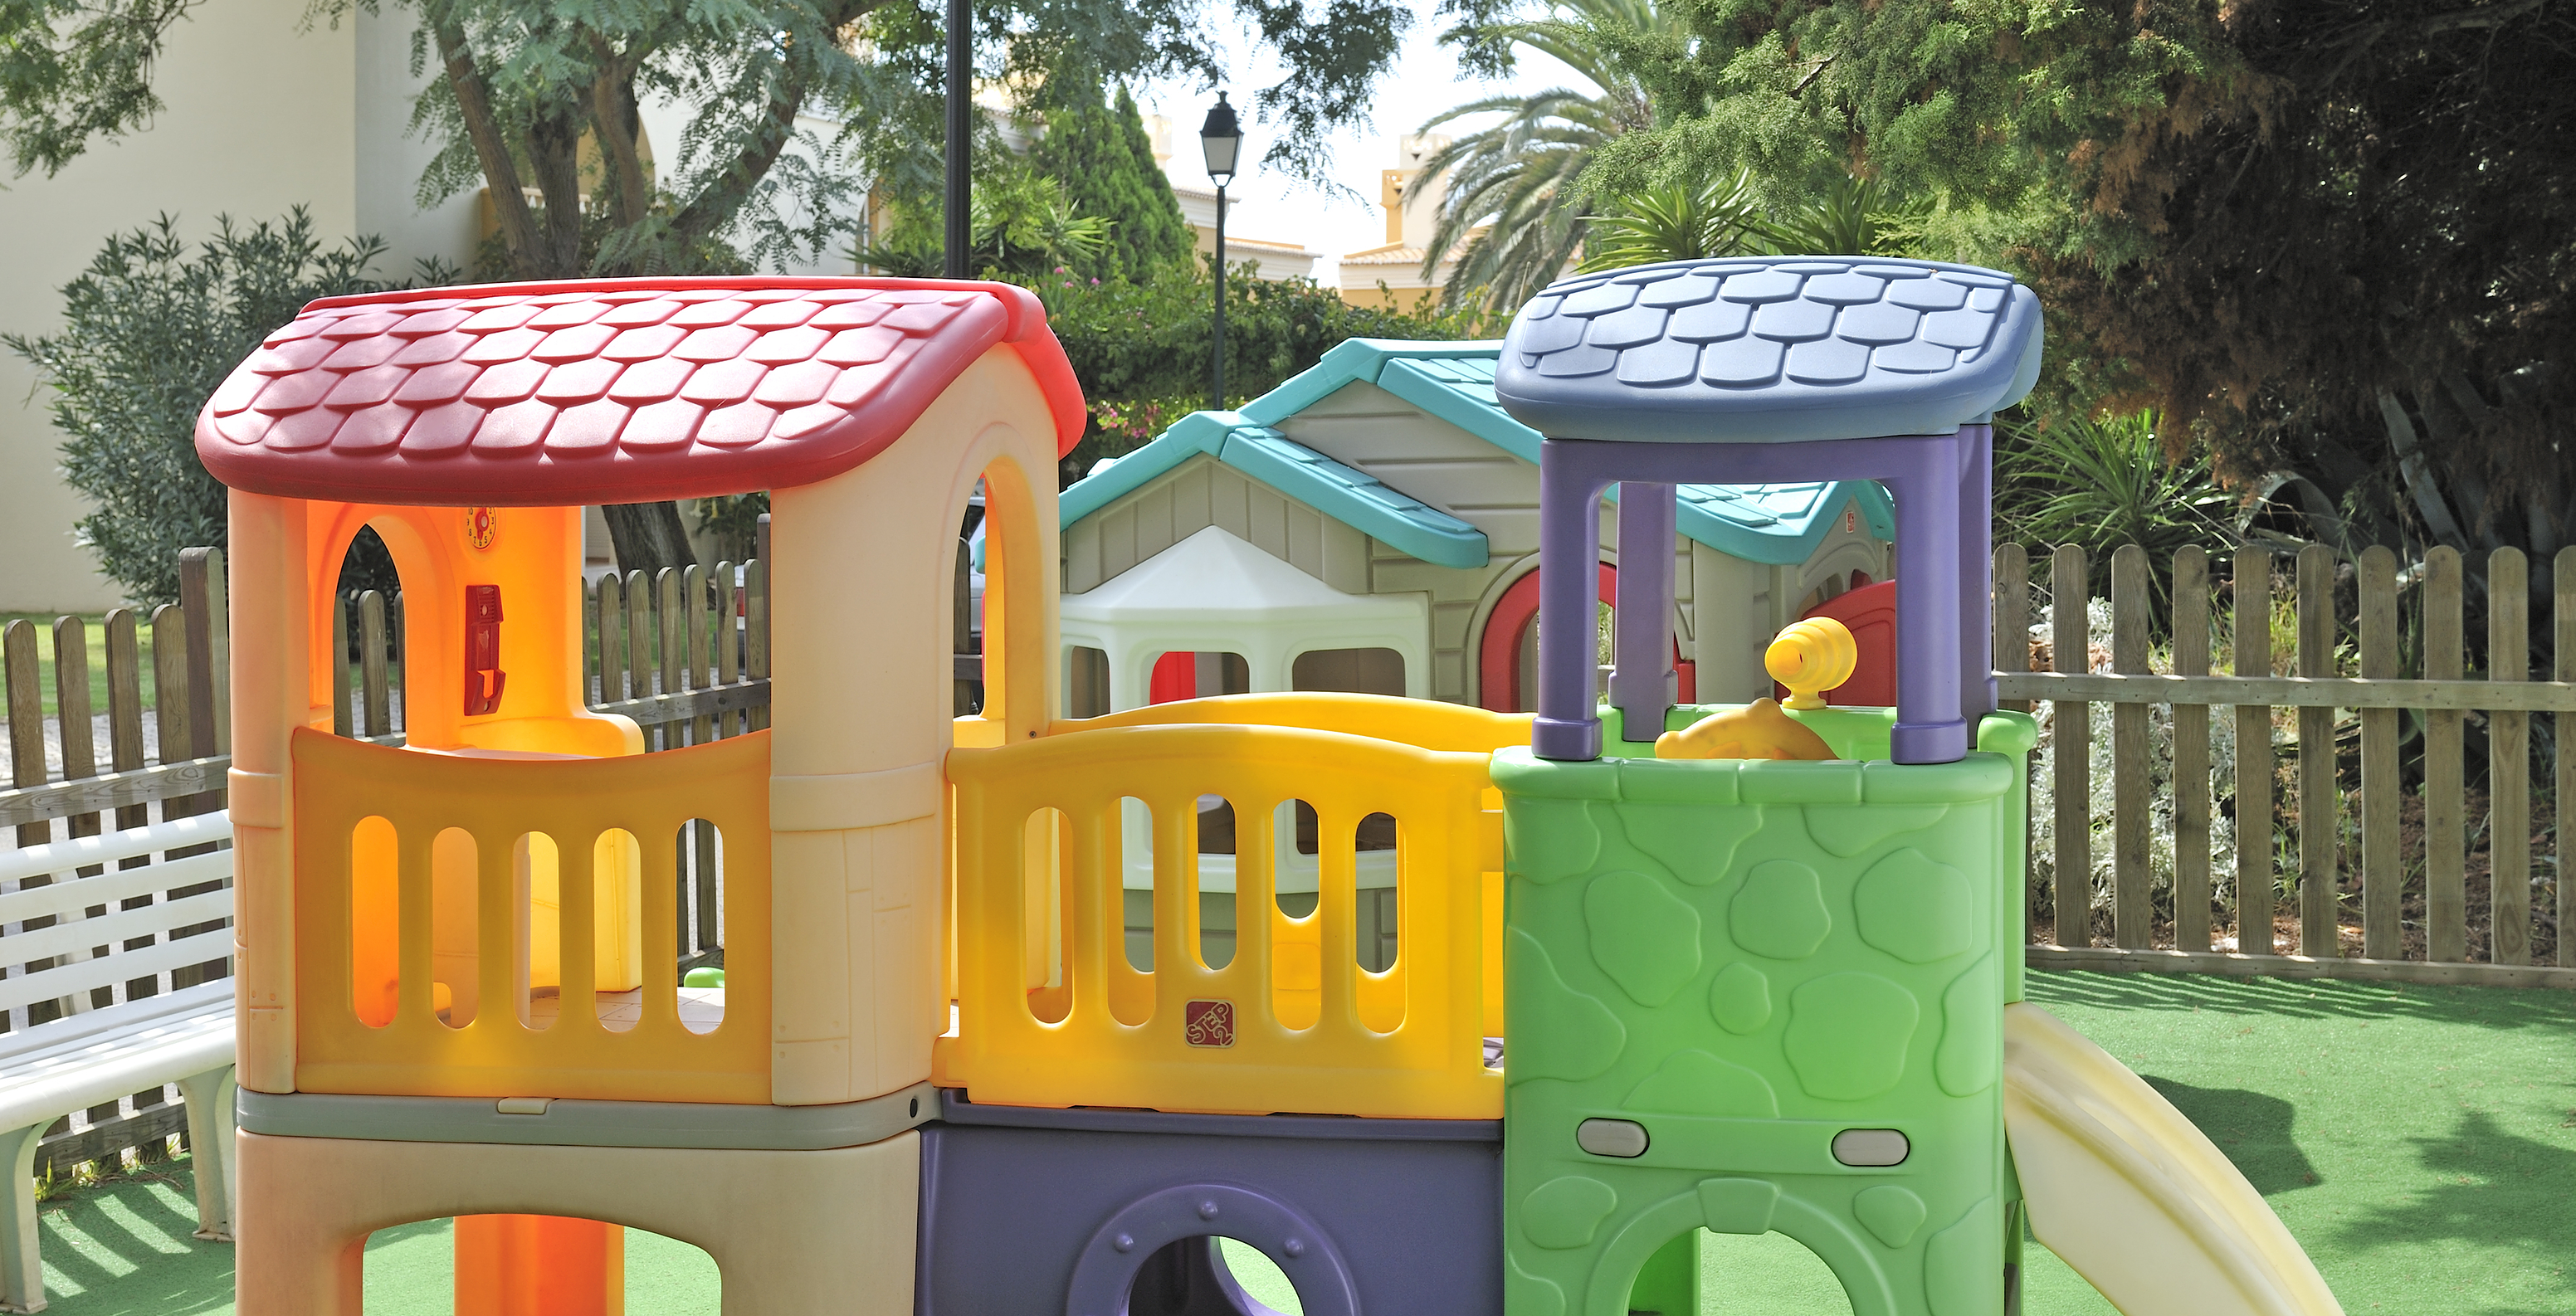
<box><xmin>1</xmin><ymin>811</ymin><xmax>235</xmax><ymax>1314</ymax></box>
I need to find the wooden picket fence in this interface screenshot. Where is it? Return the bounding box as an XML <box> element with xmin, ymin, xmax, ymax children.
<box><xmin>1998</xmin><ymin>542</ymin><xmax>2574</xmax><ymax>989</ymax></box>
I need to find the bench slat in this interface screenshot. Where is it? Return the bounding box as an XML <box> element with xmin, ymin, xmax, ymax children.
<box><xmin>0</xmin><ymin>933</ymin><xmax>228</xmax><ymax>1015</ymax></box>
<box><xmin>2</xmin><ymin>887</ymin><xmax>235</xmax><ymax>968</ymax></box>
<box><xmin>0</xmin><ymin>979</ymin><xmax>234</xmax><ymax>1064</ymax></box>
<box><xmin>0</xmin><ymin>982</ymin><xmax>233</xmax><ymax>1133</ymax></box>
<box><xmin>0</xmin><ymin>849</ymin><xmax>230</xmax><ymax>925</ymax></box>
<box><xmin>0</xmin><ymin>812</ymin><xmax>229</xmax><ymax>888</ymax></box>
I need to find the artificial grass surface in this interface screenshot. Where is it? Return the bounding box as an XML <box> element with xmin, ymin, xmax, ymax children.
<box><xmin>28</xmin><ymin>971</ymin><xmax>2574</xmax><ymax>1314</ymax></box>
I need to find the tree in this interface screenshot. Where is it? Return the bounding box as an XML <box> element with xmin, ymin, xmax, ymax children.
<box><xmin>864</xmin><ymin>156</ymin><xmax>1115</xmax><ymax>279</ymax></box>
<box><xmin>3</xmin><ymin>210</ymin><xmax>441</xmax><ymax>603</ymax></box>
<box><xmin>1574</xmin><ymin>169</ymin><xmax>1931</xmax><ymax>272</ymax></box>
<box><xmin>1018</xmin><ymin>263</ymin><xmax>1489</xmax><ymax>484</ymax></box>
<box><xmin>1412</xmin><ymin>0</ymin><xmax>1678</xmax><ymax>311</ymax></box>
<box><xmin>5</xmin><ymin>0</ymin><xmax>1490</xmax><ymax>580</ymax></box>
<box><xmin>1029</xmin><ymin>72</ymin><xmax>1194</xmax><ymax>282</ymax></box>
<box><xmin>2</xmin><ymin>0</ymin><xmax>1467</xmax><ymax>276</ymax></box>
<box><xmin>2008</xmin><ymin>0</ymin><xmax>2575</xmax><ymax>597</ymax></box>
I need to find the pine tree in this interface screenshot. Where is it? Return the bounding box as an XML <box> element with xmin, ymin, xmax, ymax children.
<box><xmin>1031</xmin><ymin>70</ymin><xmax>1193</xmax><ymax>282</ymax></box>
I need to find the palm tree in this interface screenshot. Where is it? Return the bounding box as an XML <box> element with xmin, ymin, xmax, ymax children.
<box><xmin>1573</xmin><ymin>170</ymin><xmax>1770</xmax><ymax>271</ymax></box>
<box><xmin>1412</xmin><ymin>0</ymin><xmax>1678</xmax><ymax>313</ymax></box>
<box><xmin>1578</xmin><ymin>173</ymin><xmax>1936</xmax><ymax>273</ymax></box>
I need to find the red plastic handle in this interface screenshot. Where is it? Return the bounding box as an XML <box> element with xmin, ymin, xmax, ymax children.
<box><xmin>464</xmin><ymin>584</ymin><xmax>506</xmax><ymax>716</ymax></box>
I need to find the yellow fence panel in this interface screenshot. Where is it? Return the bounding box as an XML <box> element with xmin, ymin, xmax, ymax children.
<box><xmin>939</xmin><ymin>717</ymin><xmax>1503</xmax><ymax>1119</ymax></box>
<box><xmin>292</xmin><ymin>729</ymin><xmax>771</xmax><ymax>1104</ymax></box>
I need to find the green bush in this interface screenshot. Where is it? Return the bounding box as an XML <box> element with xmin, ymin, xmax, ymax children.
<box><xmin>1017</xmin><ymin>264</ymin><xmax>1490</xmax><ymax>484</ymax></box>
<box><xmin>1995</xmin><ymin>408</ymin><xmax>2236</xmax><ymax>628</ymax></box>
<box><xmin>6</xmin><ymin>209</ymin><xmax>447</xmax><ymax>603</ymax></box>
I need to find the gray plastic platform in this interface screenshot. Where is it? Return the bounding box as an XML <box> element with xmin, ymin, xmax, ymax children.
<box><xmin>237</xmin><ymin>1080</ymin><xmax>935</xmax><ymax>1150</ymax></box>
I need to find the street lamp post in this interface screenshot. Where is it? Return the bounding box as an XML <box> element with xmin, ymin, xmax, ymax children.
<box><xmin>942</xmin><ymin>0</ymin><xmax>969</xmax><ymax>277</ymax></box>
<box><xmin>1199</xmin><ymin>92</ymin><xmax>1243</xmax><ymax>412</ymax></box>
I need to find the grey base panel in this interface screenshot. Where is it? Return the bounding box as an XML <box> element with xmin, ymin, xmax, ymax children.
<box><xmin>238</xmin><ymin>1081</ymin><xmax>937</xmax><ymax>1151</ymax></box>
<box><xmin>936</xmin><ymin>1089</ymin><xmax>1500</xmax><ymax>1143</ymax></box>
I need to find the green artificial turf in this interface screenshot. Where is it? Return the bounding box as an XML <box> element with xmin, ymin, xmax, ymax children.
<box><xmin>30</xmin><ymin>971</ymin><xmax>2574</xmax><ymax>1314</ymax></box>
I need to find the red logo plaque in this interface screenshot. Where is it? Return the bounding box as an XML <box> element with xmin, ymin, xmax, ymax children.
<box><xmin>1183</xmin><ymin>999</ymin><xmax>1235</xmax><ymax>1047</ymax></box>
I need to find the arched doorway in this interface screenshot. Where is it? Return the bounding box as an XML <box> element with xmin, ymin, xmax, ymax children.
<box><xmin>1476</xmin><ymin>564</ymin><xmax>1695</xmax><ymax>713</ymax></box>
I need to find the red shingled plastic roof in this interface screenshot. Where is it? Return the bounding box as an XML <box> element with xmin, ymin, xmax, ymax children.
<box><xmin>193</xmin><ymin>277</ymin><xmax>1086</xmax><ymax>505</ymax></box>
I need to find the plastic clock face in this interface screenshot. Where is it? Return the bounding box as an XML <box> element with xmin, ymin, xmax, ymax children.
<box><xmin>466</xmin><ymin>506</ymin><xmax>498</xmax><ymax>551</ymax></box>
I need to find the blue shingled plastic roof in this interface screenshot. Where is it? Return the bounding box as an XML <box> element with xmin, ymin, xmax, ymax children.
<box><xmin>1060</xmin><ymin>339</ymin><xmax>1895</xmax><ymax>570</ymax></box>
<box><xmin>1494</xmin><ymin>256</ymin><xmax>2045</xmax><ymax>444</ymax></box>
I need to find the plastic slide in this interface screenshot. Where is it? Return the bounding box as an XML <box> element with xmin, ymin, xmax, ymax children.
<box><xmin>2002</xmin><ymin>1003</ymin><xmax>2345</xmax><ymax>1316</ymax></box>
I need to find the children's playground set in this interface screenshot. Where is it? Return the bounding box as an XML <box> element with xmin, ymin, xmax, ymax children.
<box><xmin>183</xmin><ymin>259</ymin><xmax>2348</xmax><ymax>1314</ymax></box>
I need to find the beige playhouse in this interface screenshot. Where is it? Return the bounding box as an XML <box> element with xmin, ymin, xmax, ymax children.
<box><xmin>197</xmin><ymin>276</ymin><xmax>1081</xmax><ymax>1312</ymax></box>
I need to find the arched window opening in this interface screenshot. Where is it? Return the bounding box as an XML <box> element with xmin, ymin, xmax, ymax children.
<box><xmin>334</xmin><ymin>525</ymin><xmax>406</xmax><ymax>741</ymax></box>
<box><xmin>1289</xmin><ymin>647</ymin><xmax>1405</xmax><ymax>696</ymax></box>
<box><xmin>1629</xmin><ymin>1229</ymin><xmax>1858</xmax><ymax>1315</ymax></box>
<box><xmin>1150</xmin><ymin>651</ymin><xmax>1250</xmax><ymax>704</ymax></box>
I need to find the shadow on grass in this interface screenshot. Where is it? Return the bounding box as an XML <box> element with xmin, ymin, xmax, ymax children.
<box><xmin>2026</xmin><ymin>968</ymin><xmax>2576</xmax><ymax>1033</ymax></box>
<box><xmin>36</xmin><ymin>1164</ymin><xmax>232</xmax><ymax>1316</ymax></box>
<box><xmin>2328</xmin><ymin>1109</ymin><xmax>2576</xmax><ymax>1316</ymax></box>
<box><xmin>2137</xmin><ymin>1076</ymin><xmax>2321</xmax><ymax>1195</ymax></box>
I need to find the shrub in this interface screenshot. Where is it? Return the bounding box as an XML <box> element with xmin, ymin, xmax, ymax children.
<box><xmin>1016</xmin><ymin>264</ymin><xmax>1491</xmax><ymax>484</ymax></box>
<box><xmin>6</xmin><ymin>210</ymin><xmax>447</xmax><ymax>603</ymax></box>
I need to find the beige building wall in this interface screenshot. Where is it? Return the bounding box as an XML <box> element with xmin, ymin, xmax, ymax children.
<box><xmin>0</xmin><ymin>1</ymin><xmax>481</xmax><ymax>611</ymax></box>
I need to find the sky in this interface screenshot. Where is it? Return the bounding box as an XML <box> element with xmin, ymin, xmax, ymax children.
<box><xmin>1131</xmin><ymin>3</ymin><xmax>1586</xmax><ymax>285</ymax></box>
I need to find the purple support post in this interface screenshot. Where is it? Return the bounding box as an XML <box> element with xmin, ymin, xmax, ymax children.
<box><xmin>1958</xmin><ymin>422</ymin><xmax>1997</xmax><ymax>725</ymax></box>
<box><xmin>1535</xmin><ymin>441</ymin><xmax>1609</xmax><ymax>761</ymax></box>
<box><xmin>1886</xmin><ymin>431</ymin><xmax>1967</xmax><ymax>763</ymax></box>
<box><xmin>1611</xmin><ymin>483</ymin><xmax>1677</xmax><ymax>743</ymax></box>
<box><xmin>1534</xmin><ymin>431</ymin><xmax>1976</xmax><ymax>763</ymax></box>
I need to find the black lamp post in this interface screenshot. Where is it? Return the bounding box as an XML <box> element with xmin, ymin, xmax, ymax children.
<box><xmin>942</xmin><ymin>0</ymin><xmax>969</xmax><ymax>277</ymax></box>
<box><xmin>1199</xmin><ymin>92</ymin><xmax>1243</xmax><ymax>411</ymax></box>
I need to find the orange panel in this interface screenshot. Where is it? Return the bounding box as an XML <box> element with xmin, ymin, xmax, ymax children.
<box><xmin>455</xmin><ymin>1215</ymin><xmax>622</xmax><ymax>1316</ymax></box>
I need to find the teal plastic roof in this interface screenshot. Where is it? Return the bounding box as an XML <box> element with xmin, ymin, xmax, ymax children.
<box><xmin>1061</xmin><ymin>339</ymin><xmax>1894</xmax><ymax>568</ymax></box>
<box><xmin>1060</xmin><ymin>408</ymin><xmax>1487</xmax><ymax>568</ymax></box>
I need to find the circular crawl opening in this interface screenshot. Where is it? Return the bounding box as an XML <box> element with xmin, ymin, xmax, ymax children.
<box><xmin>1124</xmin><ymin>1236</ymin><xmax>1305</xmax><ymax>1316</ymax></box>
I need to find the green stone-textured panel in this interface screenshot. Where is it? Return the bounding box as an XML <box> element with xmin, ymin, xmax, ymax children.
<box><xmin>1856</xmin><ymin>1185</ymin><xmax>1929</xmax><ymax>1249</ymax></box>
<box><xmin>1507</xmin><ymin>798</ymin><xmax>1603</xmax><ymax>883</ymax></box>
<box><xmin>1508</xmin><ymin>1255</ymin><xmax>1568</xmax><ymax>1316</ymax></box>
<box><xmin>1935</xmin><ymin>956</ymin><xmax>1998</xmax><ymax>1098</ymax></box>
<box><xmin>1619</xmin><ymin>802</ymin><xmax>1764</xmax><ymax>885</ymax></box>
<box><xmin>1730</xmin><ymin>860</ymin><xmax>1832</xmax><ymax>960</ymax></box>
<box><xmin>1500</xmin><ymin>714</ymin><xmax>2030</xmax><ymax>1316</ymax></box>
<box><xmin>1707</xmin><ymin>963</ymin><xmax>1772</xmax><ymax>1035</ymax></box>
<box><xmin>1695</xmin><ymin>1178</ymin><xmax>1781</xmax><ymax>1235</ymax></box>
<box><xmin>1523</xmin><ymin>1176</ymin><xmax>1621</xmax><ymax>1249</ymax></box>
<box><xmin>1622</xmin><ymin>1050</ymin><xmax>1778</xmax><ymax>1119</ymax></box>
<box><xmin>1922</xmin><ymin>1198</ymin><xmax>2002</xmax><ymax>1316</ymax></box>
<box><xmin>1854</xmin><ymin>849</ymin><xmax>1975</xmax><ymax>963</ymax></box>
<box><xmin>1510</xmin><ymin>928</ymin><xmax>1629</xmax><ymax>1084</ymax></box>
<box><xmin>1783</xmin><ymin>973</ymin><xmax>1921</xmax><ymax>1101</ymax></box>
<box><xmin>1802</xmin><ymin>804</ymin><xmax>1949</xmax><ymax>857</ymax></box>
<box><xmin>1586</xmin><ymin>871</ymin><xmax>1704</xmax><ymax>1006</ymax></box>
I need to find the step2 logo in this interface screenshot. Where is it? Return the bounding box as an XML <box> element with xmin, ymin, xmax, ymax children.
<box><xmin>1183</xmin><ymin>999</ymin><xmax>1235</xmax><ymax>1048</ymax></box>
